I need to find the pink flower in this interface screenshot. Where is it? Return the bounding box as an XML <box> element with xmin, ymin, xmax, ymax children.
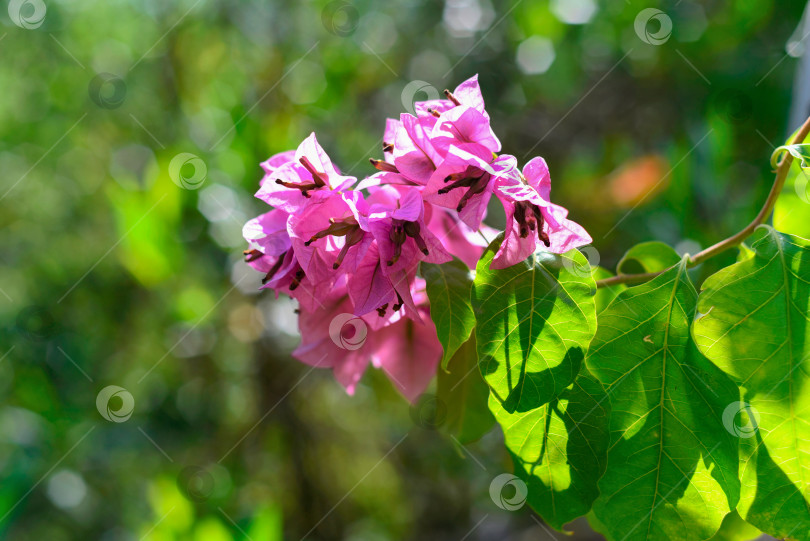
<box><xmin>242</xmin><ymin>209</ymin><xmax>336</xmax><ymax>312</ymax></box>
<box><xmin>368</xmin><ymin>283</ymin><xmax>442</xmax><ymax>402</ymax></box>
<box><xmin>347</xmin><ymin>241</ymin><xmax>420</xmax><ymax>320</ymax></box>
<box><xmin>366</xmin><ymin>186</ymin><xmax>452</xmax><ymax>272</ymax></box>
<box><xmin>423</xmin><ymin>144</ymin><xmax>518</xmax><ymax>230</ymax></box>
<box><xmin>256</xmin><ymin>133</ymin><xmax>355</xmax><ymax>213</ymax></box>
<box><xmin>287</xmin><ymin>190</ymin><xmax>372</xmax><ymax>282</ymax></box>
<box><xmin>413</xmin><ymin>74</ymin><xmax>491</xmax><ymax>120</ymax></box>
<box><xmin>491</xmin><ymin>157</ymin><xmax>591</xmax><ymax>269</ymax></box>
<box><xmin>243</xmin><ymin>208</ymin><xmax>291</xmax><ymax>262</ymax></box>
<box><xmin>343</xmin><ymin>187</ymin><xmax>451</xmax><ymax>321</ymax></box>
<box><xmin>293</xmin><ymin>279</ymin><xmax>441</xmax><ymax>402</ymax></box>
<box><xmin>390</xmin><ymin>113</ymin><xmax>444</xmax><ymax>185</ymax></box>
<box><xmin>429</xmin><ymin>105</ymin><xmax>501</xmax><ymax>155</ymax></box>
<box><xmin>292</xmin><ymin>281</ymin><xmax>372</xmax><ymax>396</ymax></box>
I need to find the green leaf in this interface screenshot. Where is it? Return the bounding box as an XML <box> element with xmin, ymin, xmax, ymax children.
<box><xmin>423</xmin><ymin>259</ymin><xmax>477</xmax><ymax>370</ymax></box>
<box><xmin>471</xmin><ymin>238</ymin><xmax>600</xmax><ymax>528</ymax></box>
<box><xmin>492</xmin><ymin>366</ymin><xmax>609</xmax><ymax>529</ymax></box>
<box><xmin>617</xmin><ymin>241</ymin><xmax>682</xmax><ymax>275</ymax></box>
<box><xmin>708</xmin><ymin>512</ymin><xmax>762</xmax><ymax>541</ymax></box>
<box><xmin>472</xmin><ymin>237</ymin><xmax>597</xmax><ymax>411</ymax></box>
<box><xmin>587</xmin><ymin>259</ymin><xmax>741</xmax><ymax>541</ymax></box>
<box><xmin>692</xmin><ymin>225</ymin><xmax>810</xmax><ymax>539</ymax></box>
<box><xmin>436</xmin><ymin>336</ymin><xmax>495</xmax><ymax>443</ymax></box>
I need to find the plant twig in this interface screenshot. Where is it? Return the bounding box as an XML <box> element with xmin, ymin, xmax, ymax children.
<box><xmin>596</xmin><ymin>114</ymin><xmax>810</xmax><ymax>289</ymax></box>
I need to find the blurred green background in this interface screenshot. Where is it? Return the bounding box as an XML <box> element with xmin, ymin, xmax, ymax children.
<box><xmin>1</xmin><ymin>0</ymin><xmax>807</xmax><ymax>539</ymax></box>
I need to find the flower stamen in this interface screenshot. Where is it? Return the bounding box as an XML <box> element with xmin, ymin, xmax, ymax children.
<box><xmin>443</xmin><ymin>89</ymin><xmax>461</xmax><ymax>106</ymax></box>
<box><xmin>369</xmin><ymin>158</ymin><xmax>399</xmax><ymax>173</ymax></box>
<box><xmin>298</xmin><ymin>156</ymin><xmax>329</xmax><ymax>187</ymax></box>
<box><xmin>244</xmin><ymin>249</ymin><xmax>263</xmax><ymax>263</ymax></box>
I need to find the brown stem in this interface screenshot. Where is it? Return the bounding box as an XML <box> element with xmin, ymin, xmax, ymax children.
<box><xmin>596</xmin><ymin>115</ymin><xmax>810</xmax><ymax>289</ymax></box>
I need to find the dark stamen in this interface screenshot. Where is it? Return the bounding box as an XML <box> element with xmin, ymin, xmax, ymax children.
<box><xmin>333</xmin><ymin>227</ymin><xmax>366</xmax><ymax>269</ymax></box>
<box><xmin>305</xmin><ymin>218</ymin><xmax>360</xmax><ymax>246</ymax></box>
<box><xmin>262</xmin><ymin>252</ymin><xmax>288</xmax><ymax>284</ymax></box>
<box><xmin>298</xmin><ymin>156</ymin><xmax>328</xmax><ymax>187</ymax></box>
<box><xmin>444</xmin><ymin>89</ymin><xmax>461</xmax><ymax>106</ymax></box>
<box><xmin>369</xmin><ymin>158</ymin><xmax>399</xmax><ymax>173</ymax></box>
<box><xmin>387</xmin><ymin>221</ymin><xmax>407</xmax><ymax>266</ymax></box>
<box><xmin>383</xmin><ymin>142</ymin><xmax>394</xmax><ymax>153</ymax></box>
<box><xmin>456</xmin><ymin>176</ymin><xmax>489</xmax><ymax>212</ymax></box>
<box><xmin>403</xmin><ymin>221</ymin><xmax>429</xmax><ymax>256</ymax></box>
<box><xmin>531</xmin><ymin>205</ymin><xmax>550</xmax><ymax>246</ymax></box>
<box><xmin>392</xmin><ymin>290</ymin><xmax>404</xmax><ymax>312</ymax></box>
<box><xmin>426</xmin><ymin>107</ymin><xmax>441</xmax><ymax>118</ymax></box>
<box><xmin>275</xmin><ymin>179</ymin><xmax>319</xmax><ymax>198</ymax></box>
<box><xmin>437</xmin><ymin>176</ymin><xmax>476</xmax><ymax>195</ymax></box>
<box><xmin>244</xmin><ymin>249</ymin><xmax>263</xmax><ymax>263</ymax></box>
<box><xmin>289</xmin><ymin>269</ymin><xmax>305</xmax><ymax>291</ymax></box>
<box><xmin>376</xmin><ymin>303</ymin><xmax>388</xmax><ymax>317</ymax></box>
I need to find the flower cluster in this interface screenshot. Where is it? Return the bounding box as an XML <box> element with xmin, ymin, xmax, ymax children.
<box><xmin>242</xmin><ymin>75</ymin><xmax>590</xmax><ymax>401</ymax></box>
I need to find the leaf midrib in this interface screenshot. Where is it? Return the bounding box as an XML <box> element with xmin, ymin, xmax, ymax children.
<box><xmin>645</xmin><ymin>261</ymin><xmax>685</xmax><ymax>540</ymax></box>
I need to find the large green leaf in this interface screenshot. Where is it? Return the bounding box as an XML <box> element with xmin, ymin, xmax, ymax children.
<box><xmin>472</xmin><ymin>238</ymin><xmax>597</xmax><ymax>412</ymax></box>
<box><xmin>423</xmin><ymin>259</ymin><xmax>477</xmax><ymax>370</ymax></box>
<box><xmin>692</xmin><ymin>226</ymin><xmax>810</xmax><ymax>540</ymax></box>
<box><xmin>436</xmin><ymin>337</ymin><xmax>495</xmax><ymax>443</ymax></box>
<box><xmin>471</xmin><ymin>239</ymin><xmax>599</xmax><ymax>528</ymax></box>
<box><xmin>493</xmin><ymin>367</ymin><xmax>609</xmax><ymax>529</ymax></box>
<box><xmin>587</xmin><ymin>258</ymin><xmax>741</xmax><ymax>541</ymax></box>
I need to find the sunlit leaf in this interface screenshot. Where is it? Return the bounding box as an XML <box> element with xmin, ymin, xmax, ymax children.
<box><xmin>587</xmin><ymin>259</ymin><xmax>740</xmax><ymax>541</ymax></box>
<box><xmin>693</xmin><ymin>226</ymin><xmax>810</xmax><ymax>539</ymax></box>
<box><xmin>472</xmin><ymin>237</ymin><xmax>597</xmax><ymax>411</ymax></box>
<box><xmin>492</xmin><ymin>366</ymin><xmax>609</xmax><ymax>529</ymax></box>
<box><xmin>472</xmin><ymin>237</ymin><xmax>599</xmax><ymax>527</ymax></box>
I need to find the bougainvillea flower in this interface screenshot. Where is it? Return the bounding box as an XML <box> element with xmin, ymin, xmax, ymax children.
<box><xmin>293</xmin><ymin>278</ymin><xmax>440</xmax><ymax>401</ymax></box>
<box><xmin>242</xmin><ymin>208</ymin><xmax>291</xmax><ymax>262</ymax></box>
<box><xmin>425</xmin><ymin>204</ymin><xmax>498</xmax><ymax>269</ymax></box>
<box><xmin>390</xmin><ymin>113</ymin><xmax>444</xmax><ymax>185</ymax></box>
<box><xmin>292</xmin><ymin>280</ymin><xmax>371</xmax><ymax>396</ymax></box>
<box><xmin>345</xmin><ymin>239</ymin><xmax>413</xmax><ymax>317</ymax></box>
<box><xmin>241</xmin><ymin>74</ymin><xmax>591</xmax><ymax>403</ymax></box>
<box><xmin>368</xmin><ymin>283</ymin><xmax>441</xmax><ymax>402</ymax></box>
<box><xmin>413</xmin><ymin>74</ymin><xmax>490</xmax><ymax>120</ymax></box>
<box><xmin>288</xmin><ymin>190</ymin><xmax>372</xmax><ymax>282</ymax></box>
<box><xmin>491</xmin><ymin>157</ymin><xmax>591</xmax><ymax>269</ymax></box>
<box><xmin>255</xmin><ymin>133</ymin><xmax>355</xmax><ymax>213</ymax></box>
<box><xmin>366</xmin><ymin>187</ymin><xmax>452</xmax><ymax>274</ymax></box>
<box><xmin>429</xmin><ymin>105</ymin><xmax>501</xmax><ymax>155</ymax></box>
<box><xmin>423</xmin><ymin>143</ymin><xmax>518</xmax><ymax>230</ymax></box>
